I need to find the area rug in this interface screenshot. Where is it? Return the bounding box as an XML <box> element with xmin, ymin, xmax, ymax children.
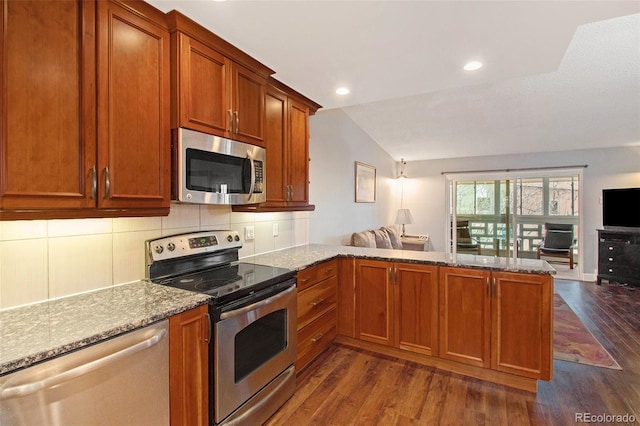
<box><xmin>554</xmin><ymin>293</ymin><xmax>622</xmax><ymax>370</ymax></box>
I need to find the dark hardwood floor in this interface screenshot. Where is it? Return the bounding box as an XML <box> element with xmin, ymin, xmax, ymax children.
<box><xmin>267</xmin><ymin>280</ymin><xmax>640</xmax><ymax>425</ymax></box>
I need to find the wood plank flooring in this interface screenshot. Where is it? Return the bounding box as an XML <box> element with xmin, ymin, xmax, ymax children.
<box><xmin>266</xmin><ymin>280</ymin><xmax>640</xmax><ymax>425</ymax></box>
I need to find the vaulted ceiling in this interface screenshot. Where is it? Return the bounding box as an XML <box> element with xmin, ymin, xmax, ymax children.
<box><xmin>148</xmin><ymin>0</ymin><xmax>640</xmax><ymax>161</ymax></box>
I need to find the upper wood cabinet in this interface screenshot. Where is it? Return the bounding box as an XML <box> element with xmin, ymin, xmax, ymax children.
<box><xmin>0</xmin><ymin>0</ymin><xmax>171</xmax><ymax>220</ymax></box>
<box><xmin>167</xmin><ymin>11</ymin><xmax>271</xmax><ymax>147</ymax></box>
<box><xmin>233</xmin><ymin>78</ymin><xmax>321</xmax><ymax>212</ymax></box>
<box><xmin>97</xmin><ymin>0</ymin><xmax>171</xmax><ymax>212</ymax></box>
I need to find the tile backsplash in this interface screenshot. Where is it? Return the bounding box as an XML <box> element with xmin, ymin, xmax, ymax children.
<box><xmin>0</xmin><ymin>203</ymin><xmax>309</xmax><ymax>309</ymax></box>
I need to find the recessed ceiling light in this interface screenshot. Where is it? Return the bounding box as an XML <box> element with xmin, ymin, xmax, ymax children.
<box><xmin>464</xmin><ymin>61</ymin><xmax>483</xmax><ymax>71</ymax></box>
<box><xmin>336</xmin><ymin>87</ymin><xmax>350</xmax><ymax>95</ymax></box>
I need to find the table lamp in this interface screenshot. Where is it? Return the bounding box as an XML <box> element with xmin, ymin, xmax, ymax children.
<box><xmin>395</xmin><ymin>208</ymin><xmax>414</xmax><ymax>237</ymax></box>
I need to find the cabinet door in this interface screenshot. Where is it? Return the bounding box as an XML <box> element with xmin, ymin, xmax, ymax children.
<box><xmin>169</xmin><ymin>305</ymin><xmax>210</xmax><ymax>426</ymax></box>
<box><xmin>262</xmin><ymin>86</ymin><xmax>288</xmax><ymax>205</ymax></box>
<box><xmin>230</xmin><ymin>62</ymin><xmax>265</xmax><ymax>146</ymax></box>
<box><xmin>287</xmin><ymin>99</ymin><xmax>310</xmax><ymax>205</ymax></box>
<box><xmin>175</xmin><ymin>33</ymin><xmax>229</xmax><ymax>136</ymax></box>
<box><xmin>438</xmin><ymin>267</ymin><xmax>491</xmax><ymax>367</ymax></box>
<box><xmin>96</xmin><ymin>0</ymin><xmax>170</xmax><ymax>210</ymax></box>
<box><xmin>394</xmin><ymin>263</ymin><xmax>438</xmax><ymax>356</ymax></box>
<box><xmin>491</xmin><ymin>272</ymin><xmax>553</xmax><ymax>380</ymax></box>
<box><xmin>355</xmin><ymin>259</ymin><xmax>393</xmax><ymax>346</ymax></box>
<box><xmin>0</xmin><ymin>0</ymin><xmax>96</xmax><ymax>210</ymax></box>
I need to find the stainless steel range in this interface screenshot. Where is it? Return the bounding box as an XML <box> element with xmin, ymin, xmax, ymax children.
<box><xmin>145</xmin><ymin>230</ymin><xmax>297</xmax><ymax>425</ymax></box>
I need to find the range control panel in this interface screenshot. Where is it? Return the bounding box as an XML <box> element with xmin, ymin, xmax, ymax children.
<box><xmin>146</xmin><ymin>230</ymin><xmax>242</xmax><ymax>263</ymax></box>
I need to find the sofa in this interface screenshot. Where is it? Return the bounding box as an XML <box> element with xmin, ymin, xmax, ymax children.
<box><xmin>350</xmin><ymin>226</ymin><xmax>404</xmax><ymax>250</ymax></box>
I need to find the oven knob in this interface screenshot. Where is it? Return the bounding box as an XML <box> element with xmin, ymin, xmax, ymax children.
<box><xmin>154</xmin><ymin>244</ymin><xmax>164</xmax><ymax>254</ymax></box>
<box><xmin>227</xmin><ymin>235</ymin><xmax>233</xmax><ymax>243</ymax></box>
<box><xmin>234</xmin><ymin>235</ymin><xmax>240</xmax><ymax>242</ymax></box>
<box><xmin>167</xmin><ymin>242</ymin><xmax>176</xmax><ymax>252</ymax></box>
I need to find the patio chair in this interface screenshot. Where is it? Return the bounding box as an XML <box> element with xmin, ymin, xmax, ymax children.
<box><xmin>456</xmin><ymin>220</ymin><xmax>481</xmax><ymax>255</ymax></box>
<box><xmin>536</xmin><ymin>223</ymin><xmax>576</xmax><ymax>269</ymax></box>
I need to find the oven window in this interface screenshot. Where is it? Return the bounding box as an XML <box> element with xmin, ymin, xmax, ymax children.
<box><xmin>234</xmin><ymin>309</ymin><xmax>287</xmax><ymax>382</ymax></box>
<box><xmin>186</xmin><ymin>148</ymin><xmax>251</xmax><ymax>193</ymax></box>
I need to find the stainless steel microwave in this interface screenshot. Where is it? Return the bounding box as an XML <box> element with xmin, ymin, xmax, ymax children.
<box><xmin>172</xmin><ymin>128</ymin><xmax>266</xmax><ymax>205</ymax></box>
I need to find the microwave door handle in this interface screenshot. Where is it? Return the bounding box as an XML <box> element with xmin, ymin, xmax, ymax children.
<box><xmin>246</xmin><ymin>150</ymin><xmax>256</xmax><ymax>202</ymax></box>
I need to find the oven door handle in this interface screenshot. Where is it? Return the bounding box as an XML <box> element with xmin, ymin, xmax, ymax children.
<box><xmin>220</xmin><ymin>284</ymin><xmax>296</xmax><ymax>320</ymax></box>
<box><xmin>246</xmin><ymin>150</ymin><xmax>256</xmax><ymax>202</ymax></box>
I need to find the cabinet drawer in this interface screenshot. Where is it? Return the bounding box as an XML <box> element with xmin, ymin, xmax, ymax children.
<box><xmin>297</xmin><ymin>276</ymin><xmax>337</xmax><ymax>330</ymax></box>
<box><xmin>296</xmin><ymin>307</ymin><xmax>337</xmax><ymax>371</ymax></box>
<box><xmin>297</xmin><ymin>259</ymin><xmax>338</xmax><ymax>291</ymax></box>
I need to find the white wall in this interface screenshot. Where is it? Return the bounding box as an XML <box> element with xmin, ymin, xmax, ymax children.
<box><xmin>0</xmin><ymin>204</ymin><xmax>309</xmax><ymax>309</ymax></box>
<box><xmin>401</xmin><ymin>146</ymin><xmax>640</xmax><ymax>279</ymax></box>
<box><xmin>308</xmin><ymin>109</ymin><xmax>398</xmax><ymax>246</ymax></box>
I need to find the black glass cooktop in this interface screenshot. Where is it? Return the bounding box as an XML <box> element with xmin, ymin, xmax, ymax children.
<box><xmin>155</xmin><ymin>261</ymin><xmax>295</xmax><ymax>305</ymax></box>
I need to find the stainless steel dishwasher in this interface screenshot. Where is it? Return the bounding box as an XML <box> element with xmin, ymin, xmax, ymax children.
<box><xmin>0</xmin><ymin>320</ymin><xmax>170</xmax><ymax>426</ymax></box>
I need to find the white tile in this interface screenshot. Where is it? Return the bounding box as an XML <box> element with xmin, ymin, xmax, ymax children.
<box><xmin>230</xmin><ymin>212</ymin><xmax>256</xmax><ymax>225</ymax></box>
<box><xmin>293</xmin><ymin>218</ymin><xmax>309</xmax><ymax>246</ymax></box>
<box><xmin>48</xmin><ymin>218</ymin><xmax>113</xmax><ymax>237</ymax></box>
<box><xmin>162</xmin><ymin>203</ymin><xmax>200</xmax><ymax>231</ymax></box>
<box><xmin>0</xmin><ymin>220</ymin><xmax>48</xmax><ymax>241</ymax></box>
<box><xmin>161</xmin><ymin>226</ymin><xmax>200</xmax><ymax>237</ymax></box>
<box><xmin>254</xmin><ymin>221</ymin><xmax>275</xmax><ymax>255</ymax></box>
<box><xmin>48</xmin><ymin>234</ymin><xmax>113</xmax><ymax>299</ymax></box>
<box><xmin>0</xmin><ymin>239</ymin><xmax>49</xmax><ymax>308</ymax></box>
<box><xmin>113</xmin><ymin>230</ymin><xmax>159</xmax><ymax>284</ymax></box>
<box><xmin>200</xmin><ymin>205</ymin><xmax>231</xmax><ymax>228</ymax></box>
<box><xmin>274</xmin><ymin>220</ymin><xmax>294</xmax><ymax>251</ymax></box>
<box><xmin>292</xmin><ymin>211</ymin><xmax>310</xmax><ymax>220</ymax></box>
<box><xmin>113</xmin><ymin>217</ymin><xmax>162</xmax><ymax>233</ymax></box>
<box><xmin>254</xmin><ymin>212</ymin><xmax>289</xmax><ymax>223</ymax></box>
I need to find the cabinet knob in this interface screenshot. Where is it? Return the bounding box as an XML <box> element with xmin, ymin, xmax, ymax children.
<box><xmin>608</xmin><ymin>268</ymin><xmax>614</xmax><ymax>273</ymax></box>
<box><xmin>608</xmin><ymin>257</ymin><xmax>613</xmax><ymax>262</ymax></box>
<box><xmin>608</xmin><ymin>246</ymin><xmax>614</xmax><ymax>251</ymax></box>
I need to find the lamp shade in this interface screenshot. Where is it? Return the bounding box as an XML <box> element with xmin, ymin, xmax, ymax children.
<box><xmin>395</xmin><ymin>209</ymin><xmax>414</xmax><ymax>225</ymax></box>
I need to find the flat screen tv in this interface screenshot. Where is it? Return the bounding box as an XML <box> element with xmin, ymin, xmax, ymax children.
<box><xmin>602</xmin><ymin>187</ymin><xmax>640</xmax><ymax>229</ymax></box>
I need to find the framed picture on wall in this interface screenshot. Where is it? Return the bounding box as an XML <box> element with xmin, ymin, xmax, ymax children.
<box><xmin>355</xmin><ymin>162</ymin><xmax>376</xmax><ymax>203</ymax></box>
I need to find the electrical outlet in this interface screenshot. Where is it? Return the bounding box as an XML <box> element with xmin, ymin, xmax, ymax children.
<box><xmin>244</xmin><ymin>226</ymin><xmax>255</xmax><ymax>241</ymax></box>
<box><xmin>272</xmin><ymin>223</ymin><xmax>279</xmax><ymax>237</ymax></box>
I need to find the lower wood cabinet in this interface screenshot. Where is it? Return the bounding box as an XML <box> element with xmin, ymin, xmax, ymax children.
<box><xmin>438</xmin><ymin>267</ymin><xmax>553</xmax><ymax>380</ymax></box>
<box><xmin>169</xmin><ymin>305</ymin><xmax>210</xmax><ymax>426</ymax></box>
<box><xmin>354</xmin><ymin>259</ymin><xmax>439</xmax><ymax>356</ymax></box>
<box><xmin>340</xmin><ymin>260</ymin><xmax>553</xmax><ymax>390</ymax></box>
<box><xmin>296</xmin><ymin>260</ymin><xmax>338</xmax><ymax>371</ymax></box>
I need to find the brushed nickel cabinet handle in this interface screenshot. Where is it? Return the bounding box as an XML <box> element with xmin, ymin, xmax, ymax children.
<box><xmin>311</xmin><ymin>333</ymin><xmax>324</xmax><ymax>343</ymax></box>
<box><xmin>228</xmin><ymin>109</ymin><xmax>233</xmax><ymax>133</ymax></box>
<box><xmin>90</xmin><ymin>166</ymin><xmax>97</xmax><ymax>199</ymax></box>
<box><xmin>299</xmin><ymin>277</ymin><xmax>310</xmax><ymax>283</ymax></box>
<box><xmin>486</xmin><ymin>277</ymin><xmax>490</xmax><ymax>297</ymax></box>
<box><xmin>234</xmin><ymin>110</ymin><xmax>239</xmax><ymax>134</ymax></box>
<box><xmin>205</xmin><ymin>313</ymin><xmax>211</xmax><ymax>343</ymax></box>
<box><xmin>493</xmin><ymin>277</ymin><xmax>497</xmax><ymax>295</ymax></box>
<box><xmin>104</xmin><ymin>167</ymin><xmax>111</xmax><ymax>199</ymax></box>
<box><xmin>309</xmin><ymin>298</ymin><xmax>324</xmax><ymax>307</ymax></box>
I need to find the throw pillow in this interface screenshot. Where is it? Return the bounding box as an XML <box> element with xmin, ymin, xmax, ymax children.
<box><xmin>381</xmin><ymin>226</ymin><xmax>403</xmax><ymax>249</ymax></box>
<box><xmin>373</xmin><ymin>228</ymin><xmax>393</xmax><ymax>249</ymax></box>
<box><xmin>351</xmin><ymin>231</ymin><xmax>376</xmax><ymax>248</ymax></box>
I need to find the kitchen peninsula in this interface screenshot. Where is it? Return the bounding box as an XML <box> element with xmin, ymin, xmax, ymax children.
<box><xmin>0</xmin><ymin>244</ymin><xmax>554</xmax><ymax>405</ymax></box>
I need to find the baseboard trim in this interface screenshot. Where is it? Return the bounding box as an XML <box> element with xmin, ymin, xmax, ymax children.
<box><xmin>334</xmin><ymin>335</ymin><xmax>540</xmax><ymax>393</ymax></box>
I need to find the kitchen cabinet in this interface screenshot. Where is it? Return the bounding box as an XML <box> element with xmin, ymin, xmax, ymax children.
<box><xmin>167</xmin><ymin>11</ymin><xmax>272</xmax><ymax>147</ymax></box>
<box><xmin>0</xmin><ymin>0</ymin><xmax>171</xmax><ymax>220</ymax></box>
<box><xmin>355</xmin><ymin>259</ymin><xmax>438</xmax><ymax>356</ymax></box>
<box><xmin>233</xmin><ymin>78</ymin><xmax>321</xmax><ymax>212</ymax></box>
<box><xmin>439</xmin><ymin>267</ymin><xmax>553</xmax><ymax>380</ymax></box>
<box><xmin>169</xmin><ymin>304</ymin><xmax>210</xmax><ymax>426</ymax></box>
<box><xmin>296</xmin><ymin>259</ymin><xmax>338</xmax><ymax>372</ymax></box>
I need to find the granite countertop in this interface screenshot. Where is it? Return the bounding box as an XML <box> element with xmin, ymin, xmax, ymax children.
<box><xmin>246</xmin><ymin>243</ymin><xmax>557</xmax><ymax>275</ymax></box>
<box><xmin>0</xmin><ymin>244</ymin><xmax>553</xmax><ymax>377</ymax></box>
<box><xmin>0</xmin><ymin>281</ymin><xmax>210</xmax><ymax>376</ymax></box>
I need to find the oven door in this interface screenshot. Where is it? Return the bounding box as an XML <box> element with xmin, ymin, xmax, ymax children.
<box><xmin>214</xmin><ymin>282</ymin><xmax>296</xmax><ymax>423</ymax></box>
<box><xmin>174</xmin><ymin>128</ymin><xmax>265</xmax><ymax>205</ymax></box>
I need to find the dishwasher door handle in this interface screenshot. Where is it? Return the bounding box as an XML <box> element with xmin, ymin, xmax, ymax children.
<box><xmin>0</xmin><ymin>328</ymin><xmax>167</xmax><ymax>400</ymax></box>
